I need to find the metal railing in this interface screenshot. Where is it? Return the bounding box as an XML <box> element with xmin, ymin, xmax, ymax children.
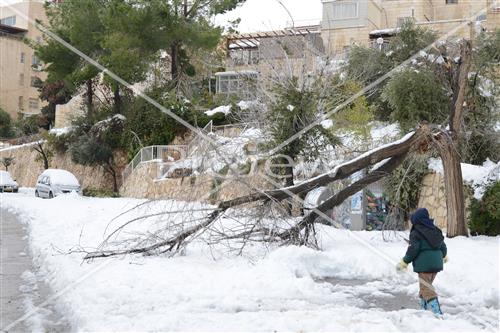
<box><xmin>122</xmin><ymin>145</ymin><xmax>188</xmax><ymax>182</ymax></box>
<box><xmin>122</xmin><ymin>121</ymin><xmax>214</xmax><ymax>183</ymax></box>
<box><xmin>186</xmin><ymin>120</ymin><xmax>213</xmax><ymax>155</ymax></box>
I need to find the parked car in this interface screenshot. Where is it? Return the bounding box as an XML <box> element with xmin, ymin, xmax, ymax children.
<box><xmin>35</xmin><ymin>169</ymin><xmax>81</xmax><ymax>198</ymax></box>
<box><xmin>0</xmin><ymin>170</ymin><xmax>19</xmax><ymax>193</ymax></box>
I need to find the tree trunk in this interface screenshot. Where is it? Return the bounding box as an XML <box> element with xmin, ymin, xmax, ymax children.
<box><xmin>437</xmin><ymin>135</ymin><xmax>468</xmax><ymax>237</ymax></box>
<box><xmin>439</xmin><ymin>40</ymin><xmax>471</xmax><ymax>237</ymax></box>
<box><xmin>113</xmin><ymin>85</ymin><xmax>121</xmax><ymax>114</ymax></box>
<box><xmin>105</xmin><ymin>161</ymin><xmax>118</xmax><ymax>193</ymax></box>
<box><xmin>219</xmin><ymin>126</ymin><xmax>430</xmax><ymax>211</ymax></box>
<box><xmin>279</xmin><ymin>154</ymin><xmax>407</xmax><ymax>242</ymax></box>
<box><xmin>170</xmin><ymin>42</ymin><xmax>180</xmax><ymax>85</ymax></box>
<box><xmin>86</xmin><ymin>79</ymin><xmax>94</xmax><ymax>118</ymax></box>
<box><xmin>283</xmin><ymin>161</ymin><xmax>294</xmax><ymax>215</ymax></box>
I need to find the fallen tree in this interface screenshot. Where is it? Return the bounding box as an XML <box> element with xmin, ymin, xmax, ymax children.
<box><xmin>84</xmin><ymin>126</ymin><xmax>432</xmax><ymax>260</ymax></box>
<box><xmin>84</xmin><ymin>41</ymin><xmax>475</xmax><ymax>260</ymax></box>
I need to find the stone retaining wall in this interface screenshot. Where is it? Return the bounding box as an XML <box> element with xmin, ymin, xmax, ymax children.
<box><xmin>0</xmin><ymin>143</ymin><xmax>126</xmax><ymax>191</ymax></box>
<box><xmin>120</xmin><ymin>161</ymin><xmax>273</xmax><ymax>202</ymax></box>
<box><xmin>417</xmin><ymin>172</ymin><xmax>471</xmax><ymax>230</ymax></box>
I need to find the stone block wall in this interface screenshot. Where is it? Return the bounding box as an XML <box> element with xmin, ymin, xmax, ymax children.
<box><xmin>418</xmin><ymin>172</ymin><xmax>471</xmax><ymax>230</ymax></box>
<box><xmin>418</xmin><ymin>172</ymin><xmax>448</xmax><ymax>229</ymax></box>
<box><xmin>0</xmin><ymin>143</ymin><xmax>126</xmax><ymax>191</ymax></box>
<box><xmin>120</xmin><ymin>161</ymin><xmax>273</xmax><ymax>203</ymax></box>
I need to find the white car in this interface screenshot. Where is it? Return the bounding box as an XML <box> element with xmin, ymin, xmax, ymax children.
<box><xmin>0</xmin><ymin>170</ymin><xmax>19</xmax><ymax>193</ymax></box>
<box><xmin>35</xmin><ymin>169</ymin><xmax>81</xmax><ymax>198</ymax></box>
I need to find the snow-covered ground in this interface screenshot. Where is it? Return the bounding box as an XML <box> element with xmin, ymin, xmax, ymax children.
<box><xmin>1</xmin><ymin>189</ymin><xmax>498</xmax><ymax>331</ymax></box>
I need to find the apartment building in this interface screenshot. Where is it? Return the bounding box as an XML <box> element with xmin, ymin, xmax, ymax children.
<box><xmin>321</xmin><ymin>0</ymin><xmax>498</xmax><ymax>56</ymax></box>
<box><xmin>0</xmin><ymin>1</ymin><xmax>47</xmax><ymax>119</ymax></box>
<box><xmin>219</xmin><ymin>0</ymin><xmax>498</xmax><ymax>97</ymax></box>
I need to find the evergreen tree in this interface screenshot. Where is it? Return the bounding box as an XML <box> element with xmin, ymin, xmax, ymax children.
<box><xmin>0</xmin><ymin>109</ymin><xmax>14</xmax><ymax>138</ymax></box>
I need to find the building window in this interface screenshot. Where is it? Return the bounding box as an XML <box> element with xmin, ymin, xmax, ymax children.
<box><xmin>0</xmin><ymin>15</ymin><xmax>16</xmax><ymax>26</ymax></box>
<box><xmin>29</xmin><ymin>98</ymin><xmax>39</xmax><ymax>110</ymax></box>
<box><xmin>331</xmin><ymin>2</ymin><xmax>358</xmax><ymax>20</ymax></box>
<box><xmin>32</xmin><ymin>55</ymin><xmax>42</xmax><ymax>71</ymax></box>
<box><xmin>215</xmin><ymin>71</ymin><xmax>258</xmax><ymax>97</ymax></box>
<box><xmin>229</xmin><ymin>48</ymin><xmax>260</xmax><ymax>66</ymax></box>
<box><xmin>446</xmin><ymin>0</ymin><xmax>458</xmax><ymax>4</ymax></box>
<box><xmin>18</xmin><ymin>96</ymin><xmax>24</xmax><ymax>109</ymax></box>
<box><xmin>20</xmin><ymin>52</ymin><xmax>25</xmax><ymax>63</ymax></box>
<box><xmin>19</xmin><ymin>73</ymin><xmax>24</xmax><ymax>86</ymax></box>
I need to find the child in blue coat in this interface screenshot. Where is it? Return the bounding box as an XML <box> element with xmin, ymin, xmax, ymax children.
<box><xmin>396</xmin><ymin>208</ymin><xmax>448</xmax><ymax>315</ymax></box>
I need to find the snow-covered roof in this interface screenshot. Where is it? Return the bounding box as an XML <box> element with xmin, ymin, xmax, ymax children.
<box><xmin>215</xmin><ymin>70</ymin><xmax>258</xmax><ymax>76</ymax></box>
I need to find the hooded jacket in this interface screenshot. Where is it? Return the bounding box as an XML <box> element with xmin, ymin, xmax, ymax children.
<box><xmin>403</xmin><ymin>208</ymin><xmax>447</xmax><ymax>273</ymax></box>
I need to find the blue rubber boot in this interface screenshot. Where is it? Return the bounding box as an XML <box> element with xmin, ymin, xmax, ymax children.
<box><xmin>419</xmin><ymin>297</ymin><xmax>427</xmax><ymax>310</ymax></box>
<box><xmin>427</xmin><ymin>297</ymin><xmax>443</xmax><ymax>315</ymax></box>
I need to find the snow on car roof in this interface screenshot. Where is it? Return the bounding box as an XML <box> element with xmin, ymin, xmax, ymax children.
<box><xmin>0</xmin><ymin>170</ymin><xmax>17</xmax><ymax>185</ymax></box>
<box><xmin>41</xmin><ymin>169</ymin><xmax>80</xmax><ymax>186</ymax></box>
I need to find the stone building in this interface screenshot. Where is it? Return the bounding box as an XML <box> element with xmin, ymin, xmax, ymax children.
<box><xmin>0</xmin><ymin>1</ymin><xmax>47</xmax><ymax>119</ymax></box>
<box><xmin>322</xmin><ymin>0</ymin><xmax>497</xmax><ymax>57</ymax></box>
<box><xmin>216</xmin><ymin>26</ymin><xmax>325</xmax><ymax>98</ymax></box>
<box><xmin>219</xmin><ymin>0</ymin><xmax>499</xmax><ymax>95</ymax></box>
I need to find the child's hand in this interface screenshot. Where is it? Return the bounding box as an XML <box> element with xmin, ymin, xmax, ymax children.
<box><xmin>443</xmin><ymin>256</ymin><xmax>449</xmax><ymax>263</ymax></box>
<box><xmin>396</xmin><ymin>259</ymin><xmax>408</xmax><ymax>272</ymax></box>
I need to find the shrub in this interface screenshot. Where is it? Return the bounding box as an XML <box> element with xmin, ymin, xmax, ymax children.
<box><xmin>469</xmin><ymin>181</ymin><xmax>500</xmax><ymax>236</ymax></box>
<box><xmin>83</xmin><ymin>188</ymin><xmax>120</xmax><ymax>198</ymax></box>
<box><xmin>0</xmin><ymin>108</ymin><xmax>14</xmax><ymax>138</ymax></box>
<box><xmin>382</xmin><ymin>69</ymin><xmax>450</xmax><ymax>131</ymax></box>
<box><xmin>47</xmin><ymin>132</ymin><xmax>72</xmax><ymax>154</ymax></box>
<box><xmin>384</xmin><ymin>153</ymin><xmax>429</xmax><ymax>220</ymax></box>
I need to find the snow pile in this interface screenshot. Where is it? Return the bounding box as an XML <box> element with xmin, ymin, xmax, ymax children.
<box><xmin>428</xmin><ymin>158</ymin><xmax>500</xmax><ymax>199</ymax></box>
<box><xmin>162</xmin><ymin>127</ymin><xmax>264</xmax><ymax>177</ymax></box>
<box><xmin>321</xmin><ymin>119</ymin><xmax>333</xmax><ymax>129</ymax></box>
<box><xmin>205</xmin><ymin>105</ymin><xmax>232</xmax><ymax>116</ymax></box>
<box><xmin>1</xmin><ymin>191</ymin><xmax>498</xmax><ymax>331</ymax></box>
<box><xmin>237</xmin><ymin>100</ymin><xmax>259</xmax><ymax>110</ymax></box>
<box><xmin>49</xmin><ymin>126</ymin><xmax>72</xmax><ymax>136</ymax></box>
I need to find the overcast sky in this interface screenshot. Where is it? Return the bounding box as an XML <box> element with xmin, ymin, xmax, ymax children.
<box><xmin>1</xmin><ymin>0</ymin><xmax>323</xmax><ymax>33</ymax></box>
<box><xmin>215</xmin><ymin>0</ymin><xmax>323</xmax><ymax>33</ymax></box>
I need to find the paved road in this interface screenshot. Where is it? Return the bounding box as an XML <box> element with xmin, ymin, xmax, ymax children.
<box><xmin>1</xmin><ymin>209</ymin><xmax>69</xmax><ymax>333</ymax></box>
<box><xmin>1</xmin><ymin>209</ymin><xmax>31</xmax><ymax>332</ymax></box>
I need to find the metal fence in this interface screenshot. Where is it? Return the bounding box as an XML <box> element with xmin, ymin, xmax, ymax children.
<box><xmin>122</xmin><ymin>145</ymin><xmax>188</xmax><ymax>182</ymax></box>
<box><xmin>186</xmin><ymin>120</ymin><xmax>213</xmax><ymax>155</ymax></box>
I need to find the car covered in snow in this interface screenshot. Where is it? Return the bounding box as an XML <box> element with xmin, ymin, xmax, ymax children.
<box><xmin>35</xmin><ymin>169</ymin><xmax>81</xmax><ymax>198</ymax></box>
<box><xmin>0</xmin><ymin>170</ymin><xmax>19</xmax><ymax>193</ymax></box>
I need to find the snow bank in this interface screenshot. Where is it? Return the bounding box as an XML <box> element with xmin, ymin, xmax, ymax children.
<box><xmin>49</xmin><ymin>127</ymin><xmax>72</xmax><ymax>136</ymax></box>
<box><xmin>205</xmin><ymin>105</ymin><xmax>232</xmax><ymax>116</ymax></box>
<box><xmin>163</xmin><ymin>127</ymin><xmax>264</xmax><ymax>177</ymax></box>
<box><xmin>1</xmin><ymin>191</ymin><xmax>498</xmax><ymax>331</ymax></box>
<box><xmin>428</xmin><ymin>158</ymin><xmax>500</xmax><ymax>199</ymax></box>
<box><xmin>237</xmin><ymin>100</ymin><xmax>259</xmax><ymax>110</ymax></box>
